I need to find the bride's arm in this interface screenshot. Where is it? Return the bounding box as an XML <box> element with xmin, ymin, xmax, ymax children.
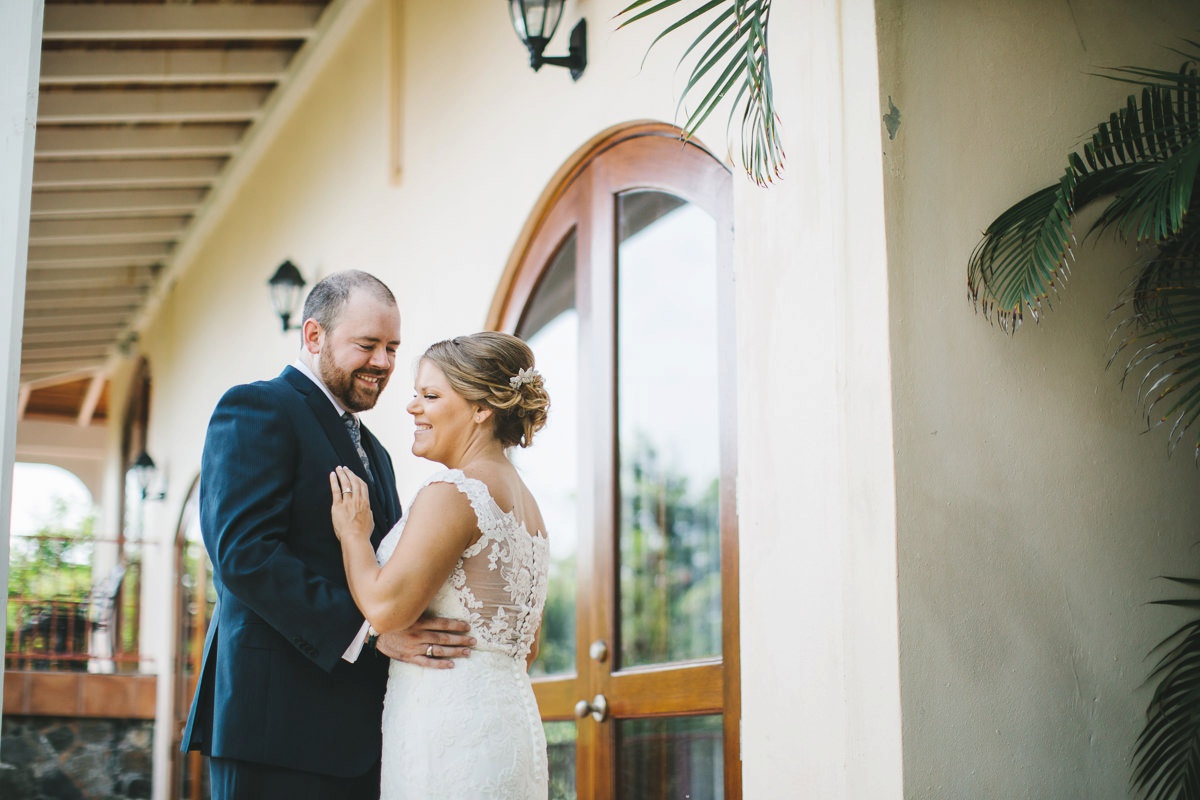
<box><xmin>330</xmin><ymin>467</ymin><xmax>478</xmax><ymax>633</ymax></box>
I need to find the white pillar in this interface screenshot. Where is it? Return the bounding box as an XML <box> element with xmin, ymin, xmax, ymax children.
<box><xmin>736</xmin><ymin>0</ymin><xmax>904</xmax><ymax>796</ymax></box>
<box><xmin>0</xmin><ymin>0</ymin><xmax>44</xmax><ymax>740</ymax></box>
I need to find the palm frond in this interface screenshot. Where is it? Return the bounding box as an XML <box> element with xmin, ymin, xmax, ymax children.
<box><xmin>970</xmin><ymin>46</ymin><xmax>1199</xmax><ymax>331</ymax></box>
<box><xmin>1133</xmin><ymin>577</ymin><xmax>1200</xmax><ymax>799</ymax></box>
<box><xmin>1111</xmin><ymin>218</ymin><xmax>1200</xmax><ymax>456</ymax></box>
<box><xmin>967</xmin><ymin>170</ymin><xmax>1078</xmax><ymax>331</ymax></box>
<box><xmin>616</xmin><ymin>0</ymin><xmax>782</xmax><ymax>186</ymax></box>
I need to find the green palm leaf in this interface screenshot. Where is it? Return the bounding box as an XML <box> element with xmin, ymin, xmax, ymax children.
<box><xmin>1134</xmin><ymin>578</ymin><xmax>1200</xmax><ymax>799</ymax></box>
<box><xmin>1111</xmin><ymin>219</ymin><xmax>1200</xmax><ymax>456</ymax></box>
<box><xmin>970</xmin><ymin>49</ymin><xmax>1198</xmax><ymax>331</ymax></box>
<box><xmin>616</xmin><ymin>0</ymin><xmax>782</xmax><ymax>186</ymax></box>
<box><xmin>971</xmin><ymin>45</ymin><xmax>1200</xmax><ymax>455</ymax></box>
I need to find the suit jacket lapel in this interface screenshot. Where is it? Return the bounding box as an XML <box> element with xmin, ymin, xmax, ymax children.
<box><xmin>358</xmin><ymin>424</ymin><xmax>399</xmax><ymax>541</ymax></box>
<box><xmin>282</xmin><ymin>367</ymin><xmax>392</xmax><ymax>543</ymax></box>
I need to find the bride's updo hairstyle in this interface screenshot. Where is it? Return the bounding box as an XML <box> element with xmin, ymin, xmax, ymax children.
<box><xmin>422</xmin><ymin>332</ymin><xmax>549</xmax><ymax>449</ymax></box>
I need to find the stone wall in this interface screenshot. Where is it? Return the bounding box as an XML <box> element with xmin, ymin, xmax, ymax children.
<box><xmin>0</xmin><ymin>716</ymin><xmax>152</xmax><ymax>800</ymax></box>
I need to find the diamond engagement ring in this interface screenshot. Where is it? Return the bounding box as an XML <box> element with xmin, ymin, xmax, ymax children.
<box><xmin>426</xmin><ymin>645</ymin><xmax>434</xmax><ymax>658</ymax></box>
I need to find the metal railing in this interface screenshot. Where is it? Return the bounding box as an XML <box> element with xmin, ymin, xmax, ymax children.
<box><xmin>7</xmin><ymin>532</ymin><xmax>149</xmax><ymax>672</ymax></box>
<box><xmin>5</xmin><ymin>595</ymin><xmax>148</xmax><ymax>672</ymax></box>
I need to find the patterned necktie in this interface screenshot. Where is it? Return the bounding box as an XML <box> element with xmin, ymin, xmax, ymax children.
<box><xmin>342</xmin><ymin>412</ymin><xmax>374</xmax><ymax>482</ymax></box>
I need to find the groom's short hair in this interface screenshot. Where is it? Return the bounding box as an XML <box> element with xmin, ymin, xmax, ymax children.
<box><xmin>302</xmin><ymin>270</ymin><xmax>396</xmax><ymax>333</ymax></box>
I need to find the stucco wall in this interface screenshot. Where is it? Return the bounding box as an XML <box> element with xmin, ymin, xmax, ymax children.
<box><xmin>879</xmin><ymin>0</ymin><xmax>1200</xmax><ymax>796</ymax></box>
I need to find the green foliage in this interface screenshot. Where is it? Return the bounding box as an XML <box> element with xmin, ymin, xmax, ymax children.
<box><xmin>968</xmin><ymin>42</ymin><xmax>1200</xmax><ymax>455</ymax></box>
<box><xmin>6</xmin><ymin>495</ymin><xmax>95</xmax><ymax>659</ymax></box>
<box><xmin>7</xmin><ymin>495</ymin><xmax>95</xmax><ymax>600</ymax></box>
<box><xmin>616</xmin><ymin>0</ymin><xmax>783</xmax><ymax>186</ymax></box>
<box><xmin>532</xmin><ymin>553</ymin><xmax>577</xmax><ymax>676</ymax></box>
<box><xmin>1134</xmin><ymin>577</ymin><xmax>1200</xmax><ymax>800</ymax></box>
<box><xmin>619</xmin><ymin>436</ymin><xmax>721</xmax><ymax>667</ymax></box>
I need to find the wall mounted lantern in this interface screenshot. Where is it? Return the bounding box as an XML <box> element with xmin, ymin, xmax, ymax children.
<box><xmin>508</xmin><ymin>0</ymin><xmax>587</xmax><ymax>81</ymax></box>
<box><xmin>268</xmin><ymin>260</ymin><xmax>306</xmax><ymax>332</ymax></box>
<box><xmin>132</xmin><ymin>450</ymin><xmax>166</xmax><ymax>501</ymax></box>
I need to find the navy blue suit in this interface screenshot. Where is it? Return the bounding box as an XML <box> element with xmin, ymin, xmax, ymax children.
<box><xmin>182</xmin><ymin>367</ymin><xmax>401</xmax><ymax>784</ymax></box>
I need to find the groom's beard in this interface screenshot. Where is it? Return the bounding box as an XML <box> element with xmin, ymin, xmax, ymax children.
<box><xmin>319</xmin><ymin>356</ymin><xmax>390</xmax><ymax>412</ymax></box>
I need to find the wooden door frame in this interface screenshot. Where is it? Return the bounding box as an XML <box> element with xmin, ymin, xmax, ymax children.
<box><xmin>490</xmin><ymin>122</ymin><xmax>740</xmax><ymax>800</ymax></box>
<box><xmin>169</xmin><ymin>475</ymin><xmax>209</xmax><ymax>800</ymax></box>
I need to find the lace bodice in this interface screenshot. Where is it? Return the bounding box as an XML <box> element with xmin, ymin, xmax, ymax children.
<box><xmin>375</xmin><ymin>469</ymin><xmax>549</xmax><ymax>661</ymax></box>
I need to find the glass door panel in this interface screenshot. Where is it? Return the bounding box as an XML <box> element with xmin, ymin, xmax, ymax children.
<box><xmin>615</xmin><ymin>191</ymin><xmax>721</xmax><ymax>670</ymax></box>
<box><xmin>494</xmin><ymin>130</ymin><xmax>737</xmax><ymax>800</ymax></box>
<box><xmin>546</xmin><ymin>720</ymin><xmax>579</xmax><ymax>800</ymax></box>
<box><xmin>617</xmin><ymin>715</ymin><xmax>724</xmax><ymax>800</ymax></box>
<box><xmin>516</xmin><ymin>231</ymin><xmax>580</xmax><ymax>679</ymax></box>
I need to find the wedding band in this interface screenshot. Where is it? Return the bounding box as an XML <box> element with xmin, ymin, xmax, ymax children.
<box><xmin>426</xmin><ymin>645</ymin><xmax>434</xmax><ymax>658</ymax></box>
<box><xmin>341</xmin><ymin>489</ymin><xmax>352</xmax><ymax>494</ymax></box>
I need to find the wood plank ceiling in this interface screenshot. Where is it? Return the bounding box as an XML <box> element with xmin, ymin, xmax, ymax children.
<box><xmin>21</xmin><ymin>0</ymin><xmax>336</xmax><ymax>425</ymax></box>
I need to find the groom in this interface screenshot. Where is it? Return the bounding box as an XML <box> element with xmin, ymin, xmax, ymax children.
<box><xmin>182</xmin><ymin>270</ymin><xmax>474</xmax><ymax>799</ymax></box>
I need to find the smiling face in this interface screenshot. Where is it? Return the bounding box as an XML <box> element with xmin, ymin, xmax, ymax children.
<box><xmin>406</xmin><ymin>359</ymin><xmax>485</xmax><ymax>465</ymax></box>
<box><xmin>308</xmin><ymin>288</ymin><xmax>401</xmax><ymax>412</ymax></box>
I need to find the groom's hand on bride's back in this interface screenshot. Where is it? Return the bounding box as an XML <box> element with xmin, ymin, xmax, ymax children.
<box><xmin>375</xmin><ymin>615</ymin><xmax>475</xmax><ymax>669</ymax></box>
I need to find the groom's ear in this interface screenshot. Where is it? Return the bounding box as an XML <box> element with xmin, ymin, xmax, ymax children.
<box><xmin>302</xmin><ymin>318</ymin><xmax>323</xmax><ymax>354</ymax></box>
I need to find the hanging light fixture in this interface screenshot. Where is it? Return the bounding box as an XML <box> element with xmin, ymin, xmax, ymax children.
<box><xmin>132</xmin><ymin>450</ymin><xmax>165</xmax><ymax>501</ymax></box>
<box><xmin>508</xmin><ymin>0</ymin><xmax>586</xmax><ymax>81</ymax></box>
<box><xmin>267</xmin><ymin>260</ymin><xmax>306</xmax><ymax>332</ymax></box>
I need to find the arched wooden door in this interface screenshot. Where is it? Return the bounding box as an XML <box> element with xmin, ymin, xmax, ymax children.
<box><xmin>170</xmin><ymin>476</ymin><xmax>214</xmax><ymax>799</ymax></box>
<box><xmin>491</xmin><ymin>125</ymin><xmax>740</xmax><ymax>800</ymax></box>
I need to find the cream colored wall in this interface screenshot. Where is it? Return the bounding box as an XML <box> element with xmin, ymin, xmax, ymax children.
<box><xmin>880</xmin><ymin>0</ymin><xmax>1200</xmax><ymax>796</ymax></box>
<box><xmin>735</xmin><ymin>0</ymin><xmax>903</xmax><ymax>796</ymax></box>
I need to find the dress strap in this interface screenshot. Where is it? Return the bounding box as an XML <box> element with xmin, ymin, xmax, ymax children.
<box><xmin>420</xmin><ymin>469</ymin><xmax>505</xmax><ymax>557</ymax></box>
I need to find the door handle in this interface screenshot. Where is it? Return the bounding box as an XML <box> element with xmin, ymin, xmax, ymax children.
<box><xmin>574</xmin><ymin>693</ymin><xmax>609</xmax><ymax>723</ymax></box>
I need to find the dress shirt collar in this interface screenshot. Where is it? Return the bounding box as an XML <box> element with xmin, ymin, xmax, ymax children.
<box><xmin>293</xmin><ymin>358</ymin><xmax>353</xmax><ymax>420</ymax></box>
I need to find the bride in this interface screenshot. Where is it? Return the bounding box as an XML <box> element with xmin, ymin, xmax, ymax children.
<box><xmin>330</xmin><ymin>331</ymin><xmax>551</xmax><ymax>799</ymax></box>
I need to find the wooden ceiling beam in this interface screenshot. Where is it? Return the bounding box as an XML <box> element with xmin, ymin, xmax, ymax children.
<box><xmin>35</xmin><ymin>124</ymin><xmax>244</xmax><ymax>159</ymax></box>
<box><xmin>31</xmin><ymin>188</ymin><xmax>206</xmax><ymax>218</ymax></box>
<box><xmin>24</xmin><ymin>343</ymin><xmax>113</xmax><ymax>360</ymax></box>
<box><xmin>24</xmin><ymin>327</ymin><xmax>127</xmax><ymax>346</ymax></box>
<box><xmin>19</xmin><ymin>368</ymin><xmax>107</xmax><ymax>392</ymax></box>
<box><xmin>77</xmin><ymin>373</ymin><xmax>108</xmax><ymax>427</ymax></box>
<box><xmin>19</xmin><ymin>364</ymin><xmax>108</xmax><ymax>386</ymax></box>
<box><xmin>28</xmin><ymin>217</ymin><xmax>191</xmax><ymax>245</ymax></box>
<box><xmin>33</xmin><ymin>158</ymin><xmax>223</xmax><ymax>190</ymax></box>
<box><xmin>25</xmin><ymin>290</ymin><xmax>145</xmax><ymax>311</ymax></box>
<box><xmin>28</xmin><ymin>242</ymin><xmax>172</xmax><ymax>267</ymax></box>
<box><xmin>39</xmin><ymin>88</ymin><xmax>269</xmax><ymax>125</ymax></box>
<box><xmin>23</xmin><ymin>309</ymin><xmax>133</xmax><ymax>329</ymax></box>
<box><xmin>26</xmin><ymin>269</ymin><xmax>158</xmax><ymax>293</ymax></box>
<box><xmin>42</xmin><ymin>4</ymin><xmax>322</xmax><ymax>42</ymax></box>
<box><xmin>17</xmin><ymin>384</ymin><xmax>32</xmax><ymax>421</ymax></box>
<box><xmin>41</xmin><ymin>48</ymin><xmax>293</xmax><ymax>85</ymax></box>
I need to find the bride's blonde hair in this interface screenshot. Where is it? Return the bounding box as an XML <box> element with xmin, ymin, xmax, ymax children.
<box><xmin>421</xmin><ymin>332</ymin><xmax>549</xmax><ymax>448</ymax></box>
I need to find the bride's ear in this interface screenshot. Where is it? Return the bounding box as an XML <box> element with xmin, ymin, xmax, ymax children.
<box><xmin>473</xmin><ymin>405</ymin><xmax>493</xmax><ymax>425</ymax></box>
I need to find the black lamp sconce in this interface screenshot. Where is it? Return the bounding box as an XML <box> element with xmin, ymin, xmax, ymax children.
<box><xmin>508</xmin><ymin>0</ymin><xmax>587</xmax><ymax>81</ymax></box>
<box><xmin>132</xmin><ymin>450</ymin><xmax>166</xmax><ymax>502</ymax></box>
<box><xmin>268</xmin><ymin>260</ymin><xmax>307</xmax><ymax>332</ymax></box>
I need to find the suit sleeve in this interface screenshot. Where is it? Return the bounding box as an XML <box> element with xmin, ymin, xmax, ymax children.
<box><xmin>200</xmin><ymin>383</ymin><xmax>364</xmax><ymax>672</ymax></box>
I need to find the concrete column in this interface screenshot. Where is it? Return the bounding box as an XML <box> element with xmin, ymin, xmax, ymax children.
<box><xmin>0</xmin><ymin>0</ymin><xmax>44</xmax><ymax>739</ymax></box>
<box><xmin>735</xmin><ymin>0</ymin><xmax>904</xmax><ymax>796</ymax></box>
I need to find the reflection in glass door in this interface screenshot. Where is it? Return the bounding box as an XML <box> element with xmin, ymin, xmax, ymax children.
<box><xmin>495</xmin><ymin>128</ymin><xmax>737</xmax><ymax>800</ymax></box>
<box><xmin>171</xmin><ymin>478</ymin><xmax>215</xmax><ymax>800</ymax></box>
<box><xmin>513</xmin><ymin>230</ymin><xmax>581</xmax><ymax>799</ymax></box>
<box><xmin>614</xmin><ymin>191</ymin><xmax>724</xmax><ymax>798</ymax></box>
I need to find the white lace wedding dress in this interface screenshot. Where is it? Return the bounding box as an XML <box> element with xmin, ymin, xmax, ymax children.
<box><xmin>373</xmin><ymin>469</ymin><xmax>550</xmax><ymax>799</ymax></box>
